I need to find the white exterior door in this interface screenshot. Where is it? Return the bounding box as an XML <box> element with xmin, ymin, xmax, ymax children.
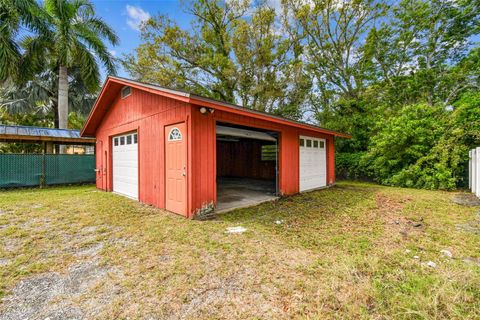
<box><xmin>299</xmin><ymin>136</ymin><xmax>327</xmax><ymax>192</ymax></box>
<box><xmin>112</xmin><ymin>132</ymin><xmax>138</xmax><ymax>199</ymax></box>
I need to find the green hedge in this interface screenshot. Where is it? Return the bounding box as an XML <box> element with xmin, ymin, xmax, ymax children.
<box><xmin>335</xmin><ymin>152</ymin><xmax>371</xmax><ymax>181</ymax></box>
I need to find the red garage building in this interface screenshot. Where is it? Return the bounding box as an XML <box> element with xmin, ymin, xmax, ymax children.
<box><xmin>81</xmin><ymin>76</ymin><xmax>350</xmax><ymax>218</ymax></box>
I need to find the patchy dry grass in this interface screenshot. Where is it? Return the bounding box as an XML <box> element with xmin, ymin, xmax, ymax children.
<box><xmin>0</xmin><ymin>182</ymin><xmax>479</xmax><ymax>319</ymax></box>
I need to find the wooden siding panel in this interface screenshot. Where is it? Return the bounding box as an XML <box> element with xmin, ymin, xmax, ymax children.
<box><xmin>327</xmin><ymin>136</ymin><xmax>335</xmax><ymax>185</ymax></box>
<box><xmin>189</xmin><ymin>107</ymin><xmax>216</xmax><ymax>216</ymax></box>
<box><xmin>95</xmin><ymin>88</ymin><xmax>189</xmax><ymax>211</ymax></box>
<box><xmin>280</xmin><ymin>126</ymin><xmax>299</xmax><ymax>195</ymax></box>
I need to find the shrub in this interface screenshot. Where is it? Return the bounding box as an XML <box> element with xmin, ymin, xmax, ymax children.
<box><xmin>364</xmin><ymin>103</ymin><xmax>446</xmax><ymax>186</ymax></box>
<box><xmin>335</xmin><ymin>152</ymin><xmax>371</xmax><ymax>180</ymax></box>
<box><xmin>358</xmin><ymin>94</ymin><xmax>480</xmax><ymax>190</ymax></box>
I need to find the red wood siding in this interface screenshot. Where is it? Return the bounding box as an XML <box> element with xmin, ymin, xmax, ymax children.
<box><xmin>189</xmin><ymin>106</ymin><xmax>216</xmax><ymax>216</ymax></box>
<box><xmin>190</xmin><ymin>105</ymin><xmax>336</xmax><ymax>215</ymax></box>
<box><xmin>93</xmin><ymin>88</ymin><xmax>336</xmax><ymax>218</ymax></box>
<box><xmin>95</xmin><ymin>88</ymin><xmax>190</xmax><ymax>210</ymax></box>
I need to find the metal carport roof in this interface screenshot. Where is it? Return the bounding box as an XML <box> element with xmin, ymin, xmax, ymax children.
<box><xmin>0</xmin><ymin>125</ymin><xmax>95</xmax><ymax>144</ymax></box>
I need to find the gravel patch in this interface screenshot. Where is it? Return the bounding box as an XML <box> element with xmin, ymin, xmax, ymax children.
<box><xmin>452</xmin><ymin>194</ymin><xmax>480</xmax><ymax>207</ymax></box>
<box><xmin>0</xmin><ymin>260</ymin><xmax>120</xmax><ymax>320</ymax></box>
<box><xmin>455</xmin><ymin>221</ymin><xmax>480</xmax><ymax>234</ymax></box>
<box><xmin>20</xmin><ymin>217</ymin><xmax>52</xmax><ymax>232</ymax></box>
<box><xmin>2</xmin><ymin>239</ymin><xmax>21</xmax><ymax>253</ymax></box>
<box><xmin>81</xmin><ymin>226</ymin><xmax>100</xmax><ymax>234</ymax></box>
<box><xmin>74</xmin><ymin>243</ymin><xmax>105</xmax><ymax>257</ymax></box>
<box><xmin>110</xmin><ymin>237</ymin><xmax>136</xmax><ymax>248</ymax></box>
<box><xmin>175</xmin><ymin>268</ymin><xmax>281</xmax><ymax>319</ymax></box>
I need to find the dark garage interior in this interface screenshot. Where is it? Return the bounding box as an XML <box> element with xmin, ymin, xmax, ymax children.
<box><xmin>216</xmin><ymin>124</ymin><xmax>278</xmax><ymax>212</ymax></box>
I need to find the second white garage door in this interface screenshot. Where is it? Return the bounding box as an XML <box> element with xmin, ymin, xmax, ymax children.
<box><xmin>299</xmin><ymin>136</ymin><xmax>327</xmax><ymax>192</ymax></box>
<box><xmin>112</xmin><ymin>132</ymin><xmax>138</xmax><ymax>199</ymax></box>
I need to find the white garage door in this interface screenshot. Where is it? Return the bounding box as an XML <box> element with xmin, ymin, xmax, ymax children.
<box><xmin>299</xmin><ymin>136</ymin><xmax>327</xmax><ymax>192</ymax></box>
<box><xmin>112</xmin><ymin>132</ymin><xmax>138</xmax><ymax>199</ymax></box>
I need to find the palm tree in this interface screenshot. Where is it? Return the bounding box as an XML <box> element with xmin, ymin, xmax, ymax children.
<box><xmin>0</xmin><ymin>67</ymin><xmax>97</xmax><ymax>128</ymax></box>
<box><xmin>0</xmin><ymin>0</ymin><xmax>49</xmax><ymax>82</ymax></box>
<box><xmin>24</xmin><ymin>0</ymin><xmax>119</xmax><ymax>129</ymax></box>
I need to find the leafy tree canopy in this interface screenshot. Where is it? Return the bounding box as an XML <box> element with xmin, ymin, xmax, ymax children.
<box><xmin>123</xmin><ymin>0</ymin><xmax>310</xmax><ymax>119</ymax></box>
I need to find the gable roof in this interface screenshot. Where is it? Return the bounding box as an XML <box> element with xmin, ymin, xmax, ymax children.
<box><xmin>81</xmin><ymin>76</ymin><xmax>351</xmax><ymax>138</ymax></box>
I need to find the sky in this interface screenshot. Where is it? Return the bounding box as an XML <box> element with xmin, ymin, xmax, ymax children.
<box><xmin>91</xmin><ymin>0</ymin><xmax>193</xmax><ymax>78</ymax></box>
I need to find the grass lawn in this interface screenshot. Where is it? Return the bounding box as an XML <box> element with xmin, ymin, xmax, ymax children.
<box><xmin>0</xmin><ymin>182</ymin><xmax>479</xmax><ymax>319</ymax></box>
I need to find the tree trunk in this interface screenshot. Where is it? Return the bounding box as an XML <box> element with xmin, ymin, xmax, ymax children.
<box><xmin>58</xmin><ymin>65</ymin><xmax>69</xmax><ymax>154</ymax></box>
<box><xmin>53</xmin><ymin>102</ymin><xmax>60</xmax><ymax>152</ymax></box>
<box><xmin>52</xmin><ymin>102</ymin><xmax>59</xmax><ymax>128</ymax></box>
<box><xmin>58</xmin><ymin>65</ymin><xmax>69</xmax><ymax>128</ymax></box>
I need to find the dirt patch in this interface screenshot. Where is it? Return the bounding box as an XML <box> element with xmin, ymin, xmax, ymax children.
<box><xmin>452</xmin><ymin>193</ymin><xmax>480</xmax><ymax>207</ymax></box>
<box><xmin>0</xmin><ymin>260</ymin><xmax>121</xmax><ymax>320</ymax></box>
<box><xmin>386</xmin><ymin>216</ymin><xmax>425</xmax><ymax>236</ymax></box>
<box><xmin>375</xmin><ymin>194</ymin><xmax>412</xmax><ymax>213</ymax></box>
<box><xmin>374</xmin><ymin>194</ymin><xmax>425</xmax><ymax>242</ymax></box>
<box><xmin>375</xmin><ymin>193</ymin><xmax>407</xmax><ymax>221</ymax></box>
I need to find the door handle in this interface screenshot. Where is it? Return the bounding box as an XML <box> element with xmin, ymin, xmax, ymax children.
<box><xmin>182</xmin><ymin>166</ymin><xmax>186</xmax><ymax>177</ymax></box>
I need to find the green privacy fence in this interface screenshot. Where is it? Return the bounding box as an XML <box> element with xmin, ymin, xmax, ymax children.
<box><xmin>0</xmin><ymin>154</ymin><xmax>95</xmax><ymax>188</ymax></box>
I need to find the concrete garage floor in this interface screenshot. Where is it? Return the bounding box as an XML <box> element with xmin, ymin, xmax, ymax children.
<box><xmin>216</xmin><ymin>178</ymin><xmax>278</xmax><ymax>213</ymax></box>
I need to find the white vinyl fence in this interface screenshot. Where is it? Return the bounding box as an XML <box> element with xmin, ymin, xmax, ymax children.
<box><xmin>469</xmin><ymin>148</ymin><xmax>480</xmax><ymax>197</ymax></box>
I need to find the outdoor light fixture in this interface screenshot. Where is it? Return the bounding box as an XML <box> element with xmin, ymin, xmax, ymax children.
<box><xmin>200</xmin><ymin>107</ymin><xmax>215</xmax><ymax>115</ymax></box>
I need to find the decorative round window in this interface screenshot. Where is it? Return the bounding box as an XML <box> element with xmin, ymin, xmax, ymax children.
<box><xmin>168</xmin><ymin>127</ymin><xmax>182</xmax><ymax>141</ymax></box>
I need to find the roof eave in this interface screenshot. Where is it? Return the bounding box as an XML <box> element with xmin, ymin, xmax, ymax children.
<box><xmin>189</xmin><ymin>95</ymin><xmax>352</xmax><ymax>138</ymax></box>
<box><xmin>81</xmin><ymin>76</ymin><xmax>192</xmax><ymax>137</ymax></box>
<box><xmin>81</xmin><ymin>76</ymin><xmax>112</xmax><ymax>137</ymax></box>
<box><xmin>81</xmin><ymin>76</ymin><xmax>352</xmax><ymax>139</ymax></box>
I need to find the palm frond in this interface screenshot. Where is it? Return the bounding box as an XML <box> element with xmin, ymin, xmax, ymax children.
<box><xmin>72</xmin><ymin>0</ymin><xmax>94</xmax><ymax>17</ymax></box>
<box><xmin>74</xmin><ymin>23</ymin><xmax>117</xmax><ymax>75</ymax></box>
<box><xmin>1</xmin><ymin>67</ymin><xmax>97</xmax><ymax>116</ymax></box>
<box><xmin>43</xmin><ymin>0</ymin><xmax>61</xmax><ymax>20</ymax></box>
<box><xmin>72</xmin><ymin>39</ymin><xmax>100</xmax><ymax>91</ymax></box>
<box><xmin>0</xmin><ymin>32</ymin><xmax>21</xmax><ymax>81</ymax></box>
<box><xmin>82</xmin><ymin>17</ymin><xmax>119</xmax><ymax>45</ymax></box>
<box><xmin>0</xmin><ymin>0</ymin><xmax>52</xmax><ymax>82</ymax></box>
